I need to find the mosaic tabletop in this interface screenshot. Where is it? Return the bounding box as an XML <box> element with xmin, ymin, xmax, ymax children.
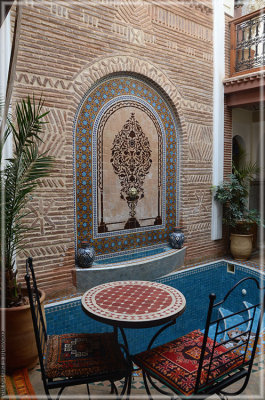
<box><xmin>81</xmin><ymin>280</ymin><xmax>186</xmax><ymax>328</ymax></box>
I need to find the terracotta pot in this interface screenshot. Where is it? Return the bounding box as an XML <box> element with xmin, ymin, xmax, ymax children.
<box><xmin>230</xmin><ymin>233</ymin><xmax>253</xmax><ymax>261</ymax></box>
<box><xmin>4</xmin><ymin>288</ymin><xmax>45</xmax><ymax>373</ymax></box>
<box><xmin>231</xmin><ymin>221</ymin><xmax>258</xmax><ymax>251</ymax></box>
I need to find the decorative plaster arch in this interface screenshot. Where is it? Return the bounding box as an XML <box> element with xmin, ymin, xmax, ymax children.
<box><xmin>69</xmin><ymin>54</ymin><xmax>186</xmax><ymax>130</ymax></box>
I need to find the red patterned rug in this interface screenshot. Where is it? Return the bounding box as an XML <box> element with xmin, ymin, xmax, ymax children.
<box><xmin>5</xmin><ymin>368</ymin><xmax>37</xmax><ymax>399</ymax></box>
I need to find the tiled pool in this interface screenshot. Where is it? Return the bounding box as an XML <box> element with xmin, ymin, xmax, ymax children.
<box><xmin>94</xmin><ymin>244</ymin><xmax>172</xmax><ymax>265</ymax></box>
<box><xmin>45</xmin><ymin>260</ymin><xmax>264</xmax><ymax>355</ymax></box>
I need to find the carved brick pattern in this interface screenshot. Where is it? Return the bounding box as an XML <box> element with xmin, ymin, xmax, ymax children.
<box><xmin>182</xmin><ymin>99</ymin><xmax>212</xmax><ymax>113</ymax></box>
<box><xmin>42</xmin><ymin>108</ymin><xmax>67</xmax><ymax>159</ymax></box>
<box><xmin>23</xmin><ymin>193</ymin><xmax>73</xmax><ymax>238</ymax></box>
<box><xmin>34</xmin><ymin>108</ymin><xmax>68</xmax><ymax>192</ymax></box>
<box><xmin>16</xmin><ymin>72</ymin><xmax>73</xmax><ymax>91</ymax></box>
<box><xmin>115</xmin><ymin>0</ymin><xmax>153</xmax><ymax>31</ymax></box>
<box><xmin>51</xmin><ymin>3</ymin><xmax>69</xmax><ymax>19</ymax></box>
<box><xmin>183</xmin><ymin>174</ymin><xmax>212</xmax><ymax>184</ymax></box>
<box><xmin>187</xmin><ymin>123</ymin><xmax>212</xmax><ymax>161</ymax></box>
<box><xmin>151</xmin><ymin>5</ymin><xmax>213</xmax><ymax>42</ymax></box>
<box><xmin>16</xmin><ymin>61</ymin><xmax>211</xmax><ymax>115</ymax></box>
<box><xmin>192</xmin><ymin>191</ymin><xmax>209</xmax><ymax>216</ymax></box>
<box><xmin>37</xmin><ymin>178</ymin><xmax>66</xmax><ymax>189</ymax></box>
<box><xmin>72</xmin><ymin>55</ymin><xmax>183</xmax><ymax>111</ymax></box>
<box><xmin>187</xmin><ymin>221</ymin><xmax>211</xmax><ymax>233</ymax></box>
<box><xmin>188</xmin><ymin>0</ymin><xmax>213</xmax><ymax>15</ymax></box>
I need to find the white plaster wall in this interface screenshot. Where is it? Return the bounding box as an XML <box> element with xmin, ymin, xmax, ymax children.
<box><xmin>223</xmin><ymin>0</ymin><xmax>234</xmax><ymax>16</ymax></box>
<box><xmin>232</xmin><ymin>108</ymin><xmax>263</xmax><ymax>169</ymax></box>
<box><xmin>242</xmin><ymin>0</ymin><xmax>265</xmax><ymax>15</ymax></box>
<box><xmin>232</xmin><ymin>108</ymin><xmax>262</xmax><ymax>213</ymax></box>
<box><xmin>211</xmin><ymin>0</ymin><xmax>225</xmax><ymax>240</ymax></box>
<box><xmin>232</xmin><ymin>108</ymin><xmax>253</xmax><ymax>163</ymax></box>
<box><xmin>0</xmin><ymin>13</ymin><xmax>12</xmax><ymax>165</ymax></box>
<box><xmin>0</xmin><ymin>13</ymin><xmax>10</xmax><ymax>99</ymax></box>
<box><xmin>252</xmin><ymin>110</ymin><xmax>265</xmax><ymax>170</ymax></box>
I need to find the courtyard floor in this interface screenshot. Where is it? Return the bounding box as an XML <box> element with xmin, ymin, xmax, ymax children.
<box><xmin>26</xmin><ymin>250</ymin><xmax>265</xmax><ymax>399</ymax></box>
<box><xmin>29</xmin><ymin>356</ymin><xmax>264</xmax><ymax>399</ymax></box>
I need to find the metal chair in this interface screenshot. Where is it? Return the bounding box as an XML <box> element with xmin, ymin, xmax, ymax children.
<box><xmin>25</xmin><ymin>257</ymin><xmax>131</xmax><ymax>400</ymax></box>
<box><xmin>133</xmin><ymin>277</ymin><xmax>264</xmax><ymax>399</ymax></box>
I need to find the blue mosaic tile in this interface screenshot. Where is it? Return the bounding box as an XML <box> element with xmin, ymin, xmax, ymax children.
<box><xmin>73</xmin><ymin>73</ymin><xmax>180</xmax><ymax>256</ymax></box>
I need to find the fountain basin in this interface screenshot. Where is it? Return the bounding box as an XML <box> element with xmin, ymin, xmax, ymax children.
<box><xmin>75</xmin><ymin>245</ymin><xmax>186</xmax><ymax>290</ymax></box>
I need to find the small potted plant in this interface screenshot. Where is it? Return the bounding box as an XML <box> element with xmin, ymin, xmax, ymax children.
<box><xmin>213</xmin><ymin>161</ymin><xmax>261</xmax><ymax>260</ymax></box>
<box><xmin>1</xmin><ymin>96</ymin><xmax>54</xmax><ymax>372</ymax></box>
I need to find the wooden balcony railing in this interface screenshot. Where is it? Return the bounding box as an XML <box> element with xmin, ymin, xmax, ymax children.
<box><xmin>230</xmin><ymin>7</ymin><xmax>265</xmax><ymax>76</ymax></box>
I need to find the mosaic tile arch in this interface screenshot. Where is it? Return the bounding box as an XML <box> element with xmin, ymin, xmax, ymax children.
<box><xmin>73</xmin><ymin>73</ymin><xmax>181</xmax><ymax>256</ymax></box>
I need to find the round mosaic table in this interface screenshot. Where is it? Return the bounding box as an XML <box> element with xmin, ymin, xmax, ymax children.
<box><xmin>81</xmin><ymin>280</ymin><xmax>186</xmax><ymax>329</ymax></box>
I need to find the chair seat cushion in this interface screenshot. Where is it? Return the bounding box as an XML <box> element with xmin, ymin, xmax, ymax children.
<box><xmin>44</xmin><ymin>332</ymin><xmax>128</xmax><ymax>380</ymax></box>
<box><xmin>133</xmin><ymin>329</ymin><xmax>243</xmax><ymax>396</ymax></box>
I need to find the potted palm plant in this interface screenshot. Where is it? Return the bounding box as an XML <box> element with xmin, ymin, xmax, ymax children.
<box><xmin>213</xmin><ymin>159</ymin><xmax>261</xmax><ymax>260</ymax></box>
<box><xmin>1</xmin><ymin>96</ymin><xmax>54</xmax><ymax>372</ymax></box>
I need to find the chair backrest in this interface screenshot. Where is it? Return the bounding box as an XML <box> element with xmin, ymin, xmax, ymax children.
<box><xmin>195</xmin><ymin>276</ymin><xmax>264</xmax><ymax>395</ymax></box>
<box><xmin>25</xmin><ymin>257</ymin><xmax>47</xmax><ymax>381</ymax></box>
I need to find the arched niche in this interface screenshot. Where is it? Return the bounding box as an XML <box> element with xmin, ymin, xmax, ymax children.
<box><xmin>73</xmin><ymin>72</ymin><xmax>181</xmax><ymax>256</ymax></box>
<box><xmin>232</xmin><ymin>134</ymin><xmax>246</xmax><ymax>169</ymax></box>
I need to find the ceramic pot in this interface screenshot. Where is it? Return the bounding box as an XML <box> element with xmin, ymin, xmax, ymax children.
<box><xmin>77</xmin><ymin>244</ymin><xmax>95</xmax><ymax>268</ymax></box>
<box><xmin>230</xmin><ymin>233</ymin><xmax>253</xmax><ymax>260</ymax></box>
<box><xmin>169</xmin><ymin>227</ymin><xmax>185</xmax><ymax>249</ymax></box>
<box><xmin>4</xmin><ymin>288</ymin><xmax>45</xmax><ymax>373</ymax></box>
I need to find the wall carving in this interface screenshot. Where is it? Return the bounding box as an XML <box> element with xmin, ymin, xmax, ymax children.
<box><xmin>151</xmin><ymin>5</ymin><xmax>213</xmax><ymax>41</ymax></box>
<box><xmin>27</xmin><ymin>199</ymin><xmax>55</xmax><ymax>235</ymax></box>
<box><xmin>111</xmin><ymin>23</ymin><xmax>156</xmax><ymax>45</ymax></box>
<box><xmin>187</xmin><ymin>222</ymin><xmax>211</xmax><ymax>233</ymax></box>
<box><xmin>71</xmin><ymin>55</ymin><xmax>184</xmax><ymax>111</ymax></box>
<box><xmin>192</xmin><ymin>191</ymin><xmax>209</xmax><ymax>218</ymax></box>
<box><xmin>114</xmin><ymin>0</ymin><xmax>153</xmax><ymax>31</ymax></box>
<box><xmin>51</xmin><ymin>3</ymin><xmax>69</xmax><ymax>19</ymax></box>
<box><xmin>187</xmin><ymin>123</ymin><xmax>212</xmax><ymax>161</ymax></box>
<box><xmin>183</xmin><ymin>174</ymin><xmax>212</xmax><ymax>184</ymax></box>
<box><xmin>16</xmin><ymin>54</ymin><xmax>211</xmax><ymax>114</ymax></box>
<box><xmin>83</xmin><ymin>13</ymin><xmax>99</xmax><ymax>27</ymax></box>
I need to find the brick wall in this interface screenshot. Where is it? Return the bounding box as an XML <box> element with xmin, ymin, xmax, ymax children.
<box><xmin>12</xmin><ymin>0</ymin><xmax>231</xmax><ymax>295</ymax></box>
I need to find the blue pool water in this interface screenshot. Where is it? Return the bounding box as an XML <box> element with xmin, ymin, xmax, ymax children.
<box><xmin>94</xmin><ymin>245</ymin><xmax>172</xmax><ymax>265</ymax></box>
<box><xmin>45</xmin><ymin>261</ymin><xmax>264</xmax><ymax>355</ymax></box>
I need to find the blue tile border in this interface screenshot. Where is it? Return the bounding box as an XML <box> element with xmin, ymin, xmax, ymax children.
<box><xmin>73</xmin><ymin>73</ymin><xmax>180</xmax><ymax>255</ymax></box>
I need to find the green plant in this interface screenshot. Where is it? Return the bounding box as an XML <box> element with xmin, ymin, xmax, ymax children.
<box><xmin>232</xmin><ymin>144</ymin><xmax>259</xmax><ymax>189</ymax></box>
<box><xmin>213</xmin><ymin>173</ymin><xmax>261</xmax><ymax>232</ymax></box>
<box><xmin>1</xmin><ymin>96</ymin><xmax>54</xmax><ymax>307</ymax></box>
<box><xmin>213</xmin><ymin>144</ymin><xmax>261</xmax><ymax>233</ymax></box>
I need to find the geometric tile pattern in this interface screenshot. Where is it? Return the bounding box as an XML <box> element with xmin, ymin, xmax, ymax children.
<box><xmin>74</xmin><ymin>73</ymin><xmax>180</xmax><ymax>255</ymax></box>
<box><xmin>82</xmin><ymin>280</ymin><xmax>186</xmax><ymax>326</ymax></box>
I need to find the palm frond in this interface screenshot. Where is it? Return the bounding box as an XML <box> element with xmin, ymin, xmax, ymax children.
<box><xmin>1</xmin><ymin>95</ymin><xmax>54</xmax><ymax>306</ymax></box>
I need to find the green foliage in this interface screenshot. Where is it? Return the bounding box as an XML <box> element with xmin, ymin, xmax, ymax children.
<box><xmin>213</xmin><ymin>174</ymin><xmax>246</xmax><ymax>227</ymax></box>
<box><xmin>1</xmin><ymin>96</ymin><xmax>54</xmax><ymax>307</ymax></box>
<box><xmin>213</xmin><ymin>144</ymin><xmax>261</xmax><ymax>233</ymax></box>
<box><xmin>213</xmin><ymin>173</ymin><xmax>261</xmax><ymax>231</ymax></box>
<box><xmin>232</xmin><ymin>141</ymin><xmax>259</xmax><ymax>188</ymax></box>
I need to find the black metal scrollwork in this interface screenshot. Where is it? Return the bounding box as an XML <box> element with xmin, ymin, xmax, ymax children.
<box><xmin>235</xmin><ymin>13</ymin><xmax>265</xmax><ymax>72</ymax></box>
<box><xmin>111</xmin><ymin>113</ymin><xmax>152</xmax><ymax>229</ymax></box>
<box><xmin>111</xmin><ymin>113</ymin><xmax>152</xmax><ymax>202</ymax></box>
